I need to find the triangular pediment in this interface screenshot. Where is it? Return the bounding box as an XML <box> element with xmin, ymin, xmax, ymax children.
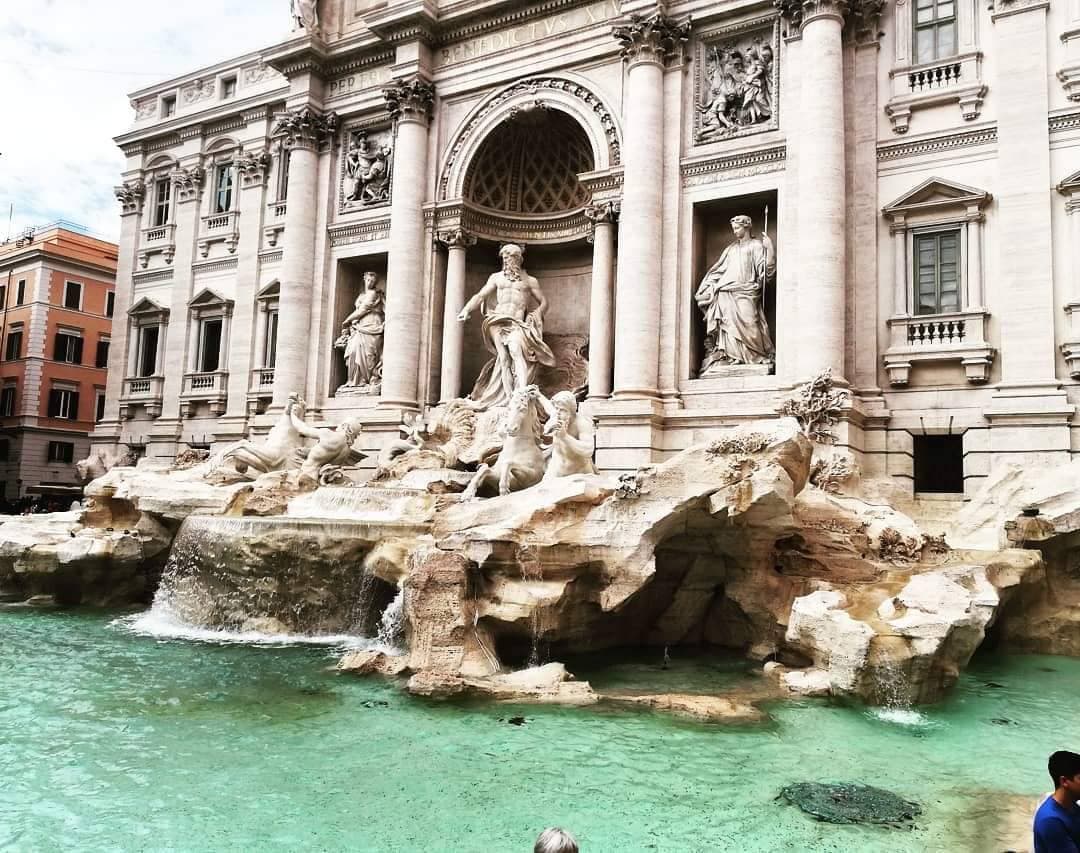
<box><xmin>188</xmin><ymin>287</ymin><xmax>233</xmax><ymax>309</ymax></box>
<box><xmin>883</xmin><ymin>177</ymin><xmax>991</xmax><ymax>217</ymax></box>
<box><xmin>127</xmin><ymin>296</ymin><xmax>168</xmax><ymax>318</ymax></box>
<box><xmin>256</xmin><ymin>279</ymin><xmax>280</xmax><ymax>300</ymax></box>
<box><xmin>1058</xmin><ymin>169</ymin><xmax>1080</xmax><ymax>194</ymax></box>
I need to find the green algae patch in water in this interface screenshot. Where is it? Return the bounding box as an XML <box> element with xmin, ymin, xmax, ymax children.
<box><xmin>779</xmin><ymin>782</ymin><xmax>922</xmax><ymax>828</ymax></box>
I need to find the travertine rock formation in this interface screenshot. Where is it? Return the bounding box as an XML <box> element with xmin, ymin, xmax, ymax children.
<box><xmin>0</xmin><ymin>414</ymin><xmax>1067</xmax><ymax>708</ymax></box>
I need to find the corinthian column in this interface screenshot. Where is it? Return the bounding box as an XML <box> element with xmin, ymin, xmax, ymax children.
<box><xmin>438</xmin><ymin>227</ymin><xmax>476</xmax><ymax>403</ymax></box>
<box><xmin>379</xmin><ymin>78</ymin><xmax>435</xmax><ymax>410</ymax></box>
<box><xmin>269</xmin><ymin>107</ymin><xmax>336</xmax><ymax>407</ymax></box>
<box><xmin>585</xmin><ymin>202</ymin><xmax>619</xmax><ymax>400</ymax></box>
<box><xmin>610</xmin><ymin>9</ymin><xmax>689</xmax><ymax>399</ymax></box>
<box><xmin>781</xmin><ymin>0</ymin><xmax>849</xmax><ymax>378</ymax></box>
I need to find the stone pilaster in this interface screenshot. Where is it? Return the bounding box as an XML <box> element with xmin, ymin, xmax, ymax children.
<box><xmin>269</xmin><ymin>106</ymin><xmax>337</xmax><ymax>408</ymax></box>
<box><xmin>379</xmin><ymin>77</ymin><xmax>435</xmax><ymax>411</ymax></box>
<box><xmin>158</xmin><ymin>162</ymin><xmax>204</xmax><ymax>422</ymax></box>
<box><xmin>437</xmin><ymin>227</ymin><xmax>475</xmax><ymax>403</ymax></box>
<box><xmin>779</xmin><ymin>0</ymin><xmax>850</xmax><ymax>380</ymax></box>
<box><xmin>222</xmin><ymin>149</ymin><xmax>269</xmax><ymax>428</ymax></box>
<box><xmin>984</xmin><ymin>0</ymin><xmax>1072</xmax><ymax>466</ymax></box>
<box><xmin>585</xmin><ymin>202</ymin><xmax>619</xmax><ymax>400</ymax></box>
<box><xmin>610</xmin><ymin>7</ymin><xmax>689</xmax><ymax>399</ymax></box>
<box><xmin>99</xmin><ymin>183</ymin><xmax>144</xmax><ymax>430</ymax></box>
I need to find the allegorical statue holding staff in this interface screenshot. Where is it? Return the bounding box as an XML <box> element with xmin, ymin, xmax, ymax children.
<box><xmin>694</xmin><ymin>212</ymin><xmax>776</xmax><ymax>375</ymax></box>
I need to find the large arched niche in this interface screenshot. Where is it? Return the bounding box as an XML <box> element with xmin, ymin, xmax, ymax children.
<box><xmin>464</xmin><ymin>108</ymin><xmax>594</xmax><ymax>215</ymax></box>
<box><xmin>438</xmin><ymin>74</ymin><xmax>622</xmax><ymax>204</ymax></box>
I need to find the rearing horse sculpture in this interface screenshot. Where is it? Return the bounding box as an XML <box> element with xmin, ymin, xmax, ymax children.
<box><xmin>461</xmin><ymin>385</ymin><xmax>545</xmax><ymax>499</ymax></box>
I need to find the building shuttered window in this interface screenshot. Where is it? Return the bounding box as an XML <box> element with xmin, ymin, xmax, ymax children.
<box><xmin>914</xmin><ymin>229</ymin><xmax>961</xmax><ymax>315</ymax></box>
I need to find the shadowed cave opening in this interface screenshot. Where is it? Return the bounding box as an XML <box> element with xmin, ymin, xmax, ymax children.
<box><xmin>485</xmin><ymin>532</ymin><xmax>797</xmax><ymax>672</ymax></box>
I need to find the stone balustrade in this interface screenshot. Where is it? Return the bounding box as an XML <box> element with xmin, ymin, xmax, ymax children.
<box><xmin>884</xmin><ymin>309</ymin><xmax>995</xmax><ymax>385</ymax></box>
<box><xmin>119</xmin><ymin>375</ymin><xmax>165</xmax><ymax>419</ymax></box>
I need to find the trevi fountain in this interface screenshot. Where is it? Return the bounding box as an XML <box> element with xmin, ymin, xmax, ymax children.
<box><xmin>6</xmin><ymin>0</ymin><xmax>1080</xmax><ymax>847</ymax></box>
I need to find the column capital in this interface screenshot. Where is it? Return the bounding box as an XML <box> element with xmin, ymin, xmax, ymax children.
<box><xmin>612</xmin><ymin>7</ymin><xmax>691</xmax><ymax>68</ymax></box>
<box><xmin>271</xmin><ymin>106</ymin><xmax>338</xmax><ymax>151</ymax></box>
<box><xmin>114</xmin><ymin>180</ymin><xmax>145</xmax><ymax>216</ymax></box>
<box><xmin>776</xmin><ymin>0</ymin><xmax>850</xmax><ymax>30</ymax></box>
<box><xmin>169</xmin><ymin>165</ymin><xmax>205</xmax><ymax>204</ymax></box>
<box><xmin>585</xmin><ymin>201</ymin><xmax>620</xmax><ymax>243</ymax></box>
<box><xmin>383</xmin><ymin>77</ymin><xmax>435</xmax><ymax>126</ymax></box>
<box><xmin>438</xmin><ymin>227</ymin><xmax>477</xmax><ymax>249</ymax></box>
<box><xmin>236</xmin><ymin>148</ymin><xmax>272</xmax><ymax>188</ymax></box>
<box><xmin>585</xmin><ymin>200</ymin><xmax>621</xmax><ymax>226</ymax></box>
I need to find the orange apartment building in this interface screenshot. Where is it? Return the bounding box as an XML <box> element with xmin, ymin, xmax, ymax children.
<box><xmin>0</xmin><ymin>223</ymin><xmax>117</xmax><ymax>502</ymax></box>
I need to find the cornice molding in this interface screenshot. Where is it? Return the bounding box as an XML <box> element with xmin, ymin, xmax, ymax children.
<box><xmin>876</xmin><ymin>125</ymin><xmax>996</xmax><ymax>160</ymax></box>
<box><xmin>680</xmin><ymin>144</ymin><xmax>786</xmax><ymax>185</ymax></box>
<box><xmin>328</xmin><ymin>217</ymin><xmax>393</xmax><ymax>247</ymax></box>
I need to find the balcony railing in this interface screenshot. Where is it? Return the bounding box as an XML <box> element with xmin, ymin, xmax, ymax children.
<box><xmin>142</xmin><ymin>223</ymin><xmax>175</xmax><ymax>243</ymax></box>
<box><xmin>908</xmin><ymin>62</ymin><xmax>962</xmax><ymax>91</ymax></box>
<box><xmin>269</xmin><ymin>200</ymin><xmax>287</xmax><ymax>218</ymax></box>
<box><xmin>884</xmin><ymin>309</ymin><xmax>994</xmax><ymax>386</ymax></box>
<box><xmin>138</xmin><ymin>223</ymin><xmax>176</xmax><ymax>268</ymax></box>
<box><xmin>182</xmin><ymin>370</ymin><xmax>229</xmax><ymax>397</ymax></box>
<box><xmin>122</xmin><ymin>375</ymin><xmax>164</xmax><ymax>398</ymax></box>
<box><xmin>198</xmin><ymin>210</ymin><xmax>240</xmax><ymax>256</ymax></box>
<box><xmin>886</xmin><ymin>52</ymin><xmax>985</xmax><ymax>132</ymax></box>
<box><xmin>181</xmin><ymin>370</ymin><xmax>229</xmax><ymax>417</ymax></box>
<box><xmin>119</xmin><ymin>375</ymin><xmax>164</xmax><ymax>419</ymax></box>
<box><xmin>202</xmin><ymin>210</ymin><xmax>239</xmax><ymax>232</ymax></box>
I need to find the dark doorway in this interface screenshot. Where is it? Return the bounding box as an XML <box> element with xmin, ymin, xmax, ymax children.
<box><xmin>913</xmin><ymin>433</ymin><xmax>964</xmax><ymax>494</ymax></box>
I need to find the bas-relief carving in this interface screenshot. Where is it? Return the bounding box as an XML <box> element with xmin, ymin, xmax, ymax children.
<box><xmin>182</xmin><ymin>78</ymin><xmax>215</xmax><ymax>106</ymax></box>
<box><xmin>341</xmin><ymin>128</ymin><xmax>393</xmax><ymax>210</ymax></box>
<box><xmin>695</xmin><ymin>21</ymin><xmax>779</xmax><ymax>145</ymax></box>
<box><xmin>334</xmin><ymin>271</ymin><xmax>384</xmax><ymax>396</ymax></box>
<box><xmin>695</xmin><ymin>214</ymin><xmax>776</xmax><ymax>375</ymax></box>
<box><xmin>458</xmin><ymin>243</ymin><xmax>556</xmax><ymax>410</ymax></box>
<box><xmin>133</xmin><ymin>99</ymin><xmax>156</xmax><ymax>121</ymax></box>
<box><xmin>243</xmin><ymin>63</ymin><xmax>274</xmax><ymax>85</ymax></box>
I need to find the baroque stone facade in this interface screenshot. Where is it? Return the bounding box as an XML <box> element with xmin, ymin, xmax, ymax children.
<box><xmin>96</xmin><ymin>0</ymin><xmax>1080</xmax><ymax>498</ymax></box>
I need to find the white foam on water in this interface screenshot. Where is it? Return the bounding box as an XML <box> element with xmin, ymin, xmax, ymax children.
<box><xmin>870</xmin><ymin>707</ymin><xmax>933</xmax><ymax>727</ymax></box>
<box><xmin>112</xmin><ymin>610</ymin><xmax>379</xmax><ymax>650</ymax></box>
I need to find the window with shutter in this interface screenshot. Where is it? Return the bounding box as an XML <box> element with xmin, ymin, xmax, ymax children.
<box><xmin>53</xmin><ymin>332</ymin><xmax>83</xmax><ymax>364</ymax></box>
<box><xmin>914</xmin><ymin>230</ymin><xmax>961</xmax><ymax>316</ymax></box>
<box><xmin>64</xmin><ymin>282</ymin><xmax>83</xmax><ymax>310</ymax></box>
<box><xmin>96</xmin><ymin>340</ymin><xmax>110</xmax><ymax>369</ymax></box>
<box><xmin>4</xmin><ymin>329</ymin><xmax>22</xmax><ymax>361</ymax></box>
<box><xmin>0</xmin><ymin>386</ymin><xmax>15</xmax><ymax>417</ymax></box>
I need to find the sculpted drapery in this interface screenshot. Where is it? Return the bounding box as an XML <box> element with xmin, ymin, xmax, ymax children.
<box><xmin>695</xmin><ymin>215</ymin><xmax>776</xmax><ymax>373</ymax></box>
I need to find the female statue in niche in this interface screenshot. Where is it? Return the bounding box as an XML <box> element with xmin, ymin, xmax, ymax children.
<box><xmin>334</xmin><ymin>271</ymin><xmax>384</xmax><ymax>395</ymax></box>
<box><xmin>694</xmin><ymin>214</ymin><xmax>775</xmax><ymax>375</ymax></box>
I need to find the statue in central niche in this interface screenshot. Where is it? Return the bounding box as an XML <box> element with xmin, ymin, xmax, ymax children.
<box><xmin>694</xmin><ymin>214</ymin><xmax>776</xmax><ymax>375</ymax></box>
<box><xmin>458</xmin><ymin>243</ymin><xmax>556</xmax><ymax>410</ymax></box>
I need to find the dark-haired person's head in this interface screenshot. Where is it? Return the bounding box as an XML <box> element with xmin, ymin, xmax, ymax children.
<box><xmin>1049</xmin><ymin>751</ymin><xmax>1080</xmax><ymax>801</ymax></box>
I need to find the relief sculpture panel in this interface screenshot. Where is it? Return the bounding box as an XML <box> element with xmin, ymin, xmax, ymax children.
<box><xmin>340</xmin><ymin>126</ymin><xmax>394</xmax><ymax>212</ymax></box>
<box><xmin>694</xmin><ymin>18</ymin><xmax>780</xmax><ymax>145</ymax></box>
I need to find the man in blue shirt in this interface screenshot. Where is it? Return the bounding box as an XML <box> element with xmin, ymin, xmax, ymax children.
<box><xmin>1035</xmin><ymin>751</ymin><xmax>1080</xmax><ymax>852</ymax></box>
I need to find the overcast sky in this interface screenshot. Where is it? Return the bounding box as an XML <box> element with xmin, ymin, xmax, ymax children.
<box><xmin>0</xmin><ymin>1</ymin><xmax>288</xmax><ymax>242</ymax></box>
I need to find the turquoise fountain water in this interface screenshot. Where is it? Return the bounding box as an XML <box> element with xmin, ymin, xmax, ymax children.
<box><xmin>1</xmin><ymin>606</ymin><xmax>1074</xmax><ymax>852</ymax></box>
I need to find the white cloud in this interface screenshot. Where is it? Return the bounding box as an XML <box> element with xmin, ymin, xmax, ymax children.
<box><xmin>0</xmin><ymin>0</ymin><xmax>288</xmax><ymax>242</ymax></box>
